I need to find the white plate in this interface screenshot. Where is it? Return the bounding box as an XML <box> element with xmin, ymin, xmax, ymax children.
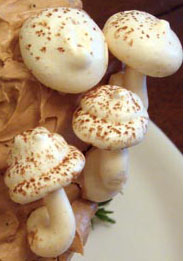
<box><xmin>73</xmin><ymin>121</ymin><xmax>183</xmax><ymax>261</ymax></box>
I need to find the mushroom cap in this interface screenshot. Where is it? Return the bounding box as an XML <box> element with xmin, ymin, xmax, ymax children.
<box><xmin>72</xmin><ymin>85</ymin><xmax>149</xmax><ymax>150</ymax></box>
<box><xmin>103</xmin><ymin>10</ymin><xmax>183</xmax><ymax>77</ymax></box>
<box><xmin>4</xmin><ymin>127</ymin><xmax>85</xmax><ymax>204</ymax></box>
<box><xmin>19</xmin><ymin>7</ymin><xmax>108</xmax><ymax>93</ymax></box>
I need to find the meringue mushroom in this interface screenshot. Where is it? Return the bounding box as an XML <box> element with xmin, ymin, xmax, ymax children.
<box><xmin>4</xmin><ymin>127</ymin><xmax>85</xmax><ymax>258</ymax></box>
<box><xmin>104</xmin><ymin>10</ymin><xmax>183</xmax><ymax>108</ymax></box>
<box><xmin>73</xmin><ymin>85</ymin><xmax>149</xmax><ymax>202</ymax></box>
<box><xmin>73</xmin><ymin>85</ymin><xmax>149</xmax><ymax>150</ymax></box>
<box><xmin>19</xmin><ymin>7</ymin><xmax>108</xmax><ymax>94</ymax></box>
<box><xmin>82</xmin><ymin>148</ymin><xmax>128</xmax><ymax>202</ymax></box>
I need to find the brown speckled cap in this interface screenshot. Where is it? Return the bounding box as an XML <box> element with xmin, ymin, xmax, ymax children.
<box><xmin>19</xmin><ymin>7</ymin><xmax>108</xmax><ymax>93</ymax></box>
<box><xmin>4</xmin><ymin>127</ymin><xmax>85</xmax><ymax>204</ymax></box>
<box><xmin>103</xmin><ymin>10</ymin><xmax>182</xmax><ymax>77</ymax></box>
<box><xmin>72</xmin><ymin>85</ymin><xmax>149</xmax><ymax>150</ymax></box>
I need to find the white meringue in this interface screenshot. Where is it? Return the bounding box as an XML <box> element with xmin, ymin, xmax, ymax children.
<box><xmin>19</xmin><ymin>7</ymin><xmax>108</xmax><ymax>93</ymax></box>
<box><xmin>4</xmin><ymin>127</ymin><xmax>85</xmax><ymax>258</ymax></box>
<box><xmin>72</xmin><ymin>85</ymin><xmax>149</xmax><ymax>150</ymax></box>
<box><xmin>104</xmin><ymin>11</ymin><xmax>183</xmax><ymax>109</ymax></box>
<box><xmin>82</xmin><ymin>148</ymin><xmax>128</xmax><ymax>202</ymax></box>
<box><xmin>103</xmin><ymin>10</ymin><xmax>182</xmax><ymax>77</ymax></box>
<box><xmin>27</xmin><ymin>189</ymin><xmax>76</xmax><ymax>258</ymax></box>
<box><xmin>4</xmin><ymin>127</ymin><xmax>85</xmax><ymax>204</ymax></box>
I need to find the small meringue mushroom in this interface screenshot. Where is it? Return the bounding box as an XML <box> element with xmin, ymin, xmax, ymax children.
<box><xmin>103</xmin><ymin>10</ymin><xmax>183</xmax><ymax>109</ymax></box>
<box><xmin>72</xmin><ymin>85</ymin><xmax>149</xmax><ymax>150</ymax></box>
<box><xmin>4</xmin><ymin>127</ymin><xmax>85</xmax><ymax>258</ymax></box>
<box><xmin>82</xmin><ymin>148</ymin><xmax>128</xmax><ymax>202</ymax></box>
<box><xmin>19</xmin><ymin>7</ymin><xmax>108</xmax><ymax>94</ymax></box>
<box><xmin>72</xmin><ymin>85</ymin><xmax>149</xmax><ymax>202</ymax></box>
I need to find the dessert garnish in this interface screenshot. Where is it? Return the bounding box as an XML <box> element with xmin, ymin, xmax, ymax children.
<box><xmin>104</xmin><ymin>10</ymin><xmax>183</xmax><ymax>108</ymax></box>
<box><xmin>73</xmin><ymin>85</ymin><xmax>149</xmax><ymax>202</ymax></box>
<box><xmin>4</xmin><ymin>127</ymin><xmax>85</xmax><ymax>257</ymax></box>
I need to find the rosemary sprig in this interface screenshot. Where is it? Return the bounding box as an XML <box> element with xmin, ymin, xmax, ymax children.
<box><xmin>92</xmin><ymin>199</ymin><xmax>116</xmax><ymax>226</ymax></box>
<box><xmin>95</xmin><ymin>208</ymin><xmax>116</xmax><ymax>224</ymax></box>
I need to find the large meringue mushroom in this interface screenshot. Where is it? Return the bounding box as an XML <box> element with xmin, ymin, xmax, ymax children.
<box><xmin>4</xmin><ymin>127</ymin><xmax>85</xmax><ymax>258</ymax></box>
<box><xmin>73</xmin><ymin>85</ymin><xmax>149</xmax><ymax>202</ymax></box>
<box><xmin>103</xmin><ymin>10</ymin><xmax>183</xmax><ymax>108</ymax></box>
<box><xmin>19</xmin><ymin>7</ymin><xmax>108</xmax><ymax>94</ymax></box>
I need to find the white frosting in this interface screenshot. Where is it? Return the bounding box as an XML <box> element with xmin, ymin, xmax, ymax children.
<box><xmin>73</xmin><ymin>85</ymin><xmax>149</xmax><ymax>150</ymax></box>
<box><xmin>19</xmin><ymin>7</ymin><xmax>108</xmax><ymax>93</ymax></box>
<box><xmin>103</xmin><ymin>10</ymin><xmax>183</xmax><ymax>77</ymax></box>
<box><xmin>4</xmin><ymin>127</ymin><xmax>85</xmax><ymax>204</ymax></box>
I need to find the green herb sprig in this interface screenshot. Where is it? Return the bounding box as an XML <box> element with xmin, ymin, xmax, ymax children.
<box><xmin>92</xmin><ymin>199</ymin><xmax>116</xmax><ymax>226</ymax></box>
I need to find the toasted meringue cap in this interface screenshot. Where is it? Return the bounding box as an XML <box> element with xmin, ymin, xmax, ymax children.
<box><xmin>72</xmin><ymin>85</ymin><xmax>149</xmax><ymax>150</ymax></box>
<box><xmin>19</xmin><ymin>7</ymin><xmax>108</xmax><ymax>93</ymax></box>
<box><xmin>4</xmin><ymin>127</ymin><xmax>85</xmax><ymax>204</ymax></box>
<box><xmin>103</xmin><ymin>10</ymin><xmax>183</xmax><ymax>77</ymax></box>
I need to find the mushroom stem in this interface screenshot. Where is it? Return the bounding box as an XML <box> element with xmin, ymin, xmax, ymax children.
<box><xmin>27</xmin><ymin>188</ymin><xmax>76</xmax><ymax>258</ymax></box>
<box><xmin>109</xmin><ymin>71</ymin><xmax>125</xmax><ymax>87</ymax></box>
<box><xmin>123</xmin><ymin>66</ymin><xmax>148</xmax><ymax>109</ymax></box>
<box><xmin>82</xmin><ymin>148</ymin><xmax>128</xmax><ymax>202</ymax></box>
<box><xmin>109</xmin><ymin>66</ymin><xmax>148</xmax><ymax>109</ymax></box>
